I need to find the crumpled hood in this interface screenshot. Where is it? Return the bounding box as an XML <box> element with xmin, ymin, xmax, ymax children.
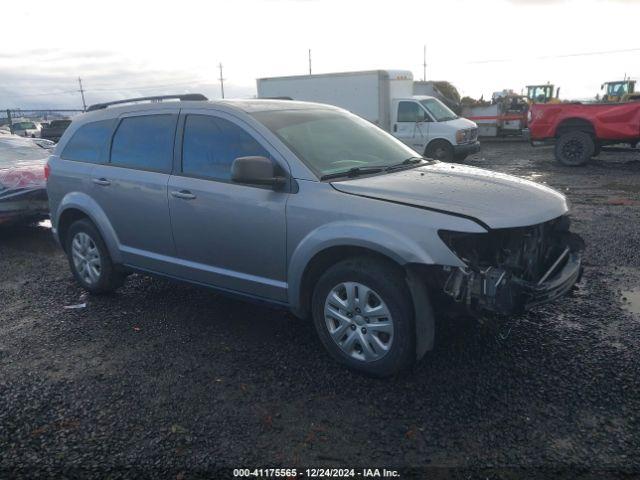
<box><xmin>331</xmin><ymin>162</ymin><xmax>569</xmax><ymax>229</ymax></box>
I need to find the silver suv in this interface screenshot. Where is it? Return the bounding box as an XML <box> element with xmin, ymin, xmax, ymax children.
<box><xmin>46</xmin><ymin>94</ymin><xmax>584</xmax><ymax>376</ymax></box>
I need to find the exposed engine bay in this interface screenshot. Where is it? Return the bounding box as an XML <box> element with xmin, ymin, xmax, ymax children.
<box><xmin>438</xmin><ymin>215</ymin><xmax>585</xmax><ymax>315</ymax></box>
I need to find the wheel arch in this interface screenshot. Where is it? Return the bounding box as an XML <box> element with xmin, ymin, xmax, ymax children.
<box><xmin>554</xmin><ymin>117</ymin><xmax>596</xmax><ymax>138</ymax></box>
<box><xmin>54</xmin><ymin>192</ymin><xmax>122</xmax><ymax>263</ymax></box>
<box><xmin>288</xmin><ymin>221</ymin><xmax>436</xmax><ymax>317</ymax></box>
<box><xmin>294</xmin><ymin>245</ymin><xmax>406</xmax><ymax>318</ymax></box>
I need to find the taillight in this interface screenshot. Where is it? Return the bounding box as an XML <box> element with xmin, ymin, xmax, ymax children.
<box><xmin>44</xmin><ymin>162</ymin><xmax>51</xmax><ymax>180</ymax></box>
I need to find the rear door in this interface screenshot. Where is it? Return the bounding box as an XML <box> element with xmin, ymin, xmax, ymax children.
<box><xmin>90</xmin><ymin>110</ymin><xmax>177</xmax><ymax>272</ymax></box>
<box><xmin>166</xmin><ymin>109</ymin><xmax>288</xmax><ymax>301</ymax></box>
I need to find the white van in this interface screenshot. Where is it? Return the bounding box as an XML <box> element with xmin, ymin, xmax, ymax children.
<box><xmin>257</xmin><ymin>70</ymin><xmax>480</xmax><ymax>161</ymax></box>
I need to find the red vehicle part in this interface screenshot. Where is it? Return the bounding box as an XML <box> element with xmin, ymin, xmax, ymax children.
<box><xmin>0</xmin><ymin>164</ymin><xmax>48</xmax><ymax>224</ymax></box>
<box><xmin>528</xmin><ymin>102</ymin><xmax>640</xmax><ymax>166</ymax></box>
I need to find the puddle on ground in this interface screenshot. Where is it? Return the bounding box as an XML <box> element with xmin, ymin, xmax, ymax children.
<box><xmin>620</xmin><ymin>289</ymin><xmax>640</xmax><ymax>315</ymax></box>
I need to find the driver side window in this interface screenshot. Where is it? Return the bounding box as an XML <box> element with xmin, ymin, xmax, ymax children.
<box><xmin>182</xmin><ymin>114</ymin><xmax>270</xmax><ymax>181</ymax></box>
<box><xmin>397</xmin><ymin>102</ymin><xmax>428</xmax><ymax>123</ymax></box>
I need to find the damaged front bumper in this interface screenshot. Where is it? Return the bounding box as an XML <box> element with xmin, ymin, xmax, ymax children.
<box><xmin>439</xmin><ymin>217</ymin><xmax>584</xmax><ymax>316</ymax></box>
<box><xmin>443</xmin><ymin>250</ymin><xmax>582</xmax><ymax>315</ymax></box>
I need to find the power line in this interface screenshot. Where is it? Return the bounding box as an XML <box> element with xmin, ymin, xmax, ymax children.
<box><xmin>1</xmin><ymin>89</ymin><xmax>79</xmax><ymax>98</ymax></box>
<box><xmin>466</xmin><ymin>47</ymin><xmax>640</xmax><ymax>64</ymax></box>
<box><xmin>1</xmin><ymin>79</ymin><xmax>217</xmax><ymax>99</ymax></box>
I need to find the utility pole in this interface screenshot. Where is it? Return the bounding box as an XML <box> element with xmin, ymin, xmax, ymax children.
<box><xmin>6</xmin><ymin>109</ymin><xmax>13</xmax><ymax>134</ymax></box>
<box><xmin>308</xmin><ymin>49</ymin><xmax>312</xmax><ymax>75</ymax></box>
<box><xmin>78</xmin><ymin>77</ymin><xmax>87</xmax><ymax>112</ymax></box>
<box><xmin>423</xmin><ymin>45</ymin><xmax>427</xmax><ymax>81</ymax></box>
<box><xmin>218</xmin><ymin>63</ymin><xmax>225</xmax><ymax>99</ymax></box>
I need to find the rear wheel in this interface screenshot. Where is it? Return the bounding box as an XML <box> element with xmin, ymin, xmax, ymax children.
<box><xmin>425</xmin><ymin>140</ymin><xmax>454</xmax><ymax>162</ymax></box>
<box><xmin>311</xmin><ymin>257</ymin><xmax>415</xmax><ymax>377</ymax></box>
<box><xmin>65</xmin><ymin>219</ymin><xmax>124</xmax><ymax>294</ymax></box>
<box><xmin>554</xmin><ymin>131</ymin><xmax>594</xmax><ymax>166</ymax></box>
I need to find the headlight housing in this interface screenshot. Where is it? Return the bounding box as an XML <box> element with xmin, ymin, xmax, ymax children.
<box><xmin>455</xmin><ymin>128</ymin><xmax>477</xmax><ymax>144</ymax></box>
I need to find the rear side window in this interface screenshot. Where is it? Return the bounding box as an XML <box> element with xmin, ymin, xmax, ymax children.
<box><xmin>61</xmin><ymin>120</ymin><xmax>114</xmax><ymax>163</ymax></box>
<box><xmin>110</xmin><ymin>115</ymin><xmax>176</xmax><ymax>172</ymax></box>
<box><xmin>182</xmin><ymin>115</ymin><xmax>269</xmax><ymax>181</ymax></box>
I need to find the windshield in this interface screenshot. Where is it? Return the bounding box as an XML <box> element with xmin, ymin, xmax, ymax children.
<box><xmin>420</xmin><ymin>98</ymin><xmax>457</xmax><ymax>122</ymax></box>
<box><xmin>13</xmin><ymin>121</ymin><xmax>37</xmax><ymax>130</ymax></box>
<box><xmin>607</xmin><ymin>83</ymin><xmax>629</xmax><ymax>95</ymax></box>
<box><xmin>252</xmin><ymin>109</ymin><xmax>422</xmax><ymax>178</ymax></box>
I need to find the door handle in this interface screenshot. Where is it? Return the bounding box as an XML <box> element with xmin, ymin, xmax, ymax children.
<box><xmin>92</xmin><ymin>178</ymin><xmax>111</xmax><ymax>186</ymax></box>
<box><xmin>393</xmin><ymin>124</ymin><xmax>398</xmax><ymax>132</ymax></box>
<box><xmin>170</xmin><ymin>190</ymin><xmax>196</xmax><ymax>200</ymax></box>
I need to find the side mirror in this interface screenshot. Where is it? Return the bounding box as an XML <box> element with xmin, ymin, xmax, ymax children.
<box><xmin>231</xmin><ymin>156</ymin><xmax>286</xmax><ymax>189</ymax></box>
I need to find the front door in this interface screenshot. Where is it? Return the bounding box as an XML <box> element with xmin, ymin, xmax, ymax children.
<box><xmin>90</xmin><ymin>111</ymin><xmax>177</xmax><ymax>271</ymax></box>
<box><xmin>393</xmin><ymin>100</ymin><xmax>430</xmax><ymax>154</ymax></box>
<box><xmin>167</xmin><ymin>110</ymin><xmax>288</xmax><ymax>302</ymax></box>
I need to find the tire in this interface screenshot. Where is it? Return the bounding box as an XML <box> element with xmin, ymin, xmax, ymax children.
<box><xmin>65</xmin><ymin>218</ymin><xmax>124</xmax><ymax>294</ymax></box>
<box><xmin>425</xmin><ymin>140</ymin><xmax>454</xmax><ymax>162</ymax></box>
<box><xmin>311</xmin><ymin>257</ymin><xmax>415</xmax><ymax>377</ymax></box>
<box><xmin>554</xmin><ymin>131</ymin><xmax>594</xmax><ymax>166</ymax></box>
<box><xmin>593</xmin><ymin>142</ymin><xmax>601</xmax><ymax>157</ymax></box>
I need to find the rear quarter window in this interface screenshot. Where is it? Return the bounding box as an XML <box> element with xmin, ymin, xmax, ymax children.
<box><xmin>110</xmin><ymin>114</ymin><xmax>176</xmax><ymax>172</ymax></box>
<box><xmin>61</xmin><ymin>119</ymin><xmax>115</xmax><ymax>163</ymax></box>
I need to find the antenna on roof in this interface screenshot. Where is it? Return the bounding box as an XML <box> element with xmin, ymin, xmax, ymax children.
<box><xmin>308</xmin><ymin>49</ymin><xmax>312</xmax><ymax>75</ymax></box>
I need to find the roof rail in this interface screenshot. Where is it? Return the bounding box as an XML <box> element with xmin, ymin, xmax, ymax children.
<box><xmin>86</xmin><ymin>93</ymin><xmax>208</xmax><ymax>112</ymax></box>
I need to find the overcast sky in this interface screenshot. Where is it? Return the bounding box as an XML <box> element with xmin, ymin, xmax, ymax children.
<box><xmin>2</xmin><ymin>0</ymin><xmax>640</xmax><ymax>110</ymax></box>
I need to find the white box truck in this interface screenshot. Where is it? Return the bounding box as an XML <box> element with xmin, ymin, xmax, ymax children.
<box><xmin>256</xmin><ymin>70</ymin><xmax>480</xmax><ymax>161</ymax></box>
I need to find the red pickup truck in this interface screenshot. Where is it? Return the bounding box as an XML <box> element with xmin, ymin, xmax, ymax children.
<box><xmin>528</xmin><ymin>102</ymin><xmax>640</xmax><ymax>166</ymax></box>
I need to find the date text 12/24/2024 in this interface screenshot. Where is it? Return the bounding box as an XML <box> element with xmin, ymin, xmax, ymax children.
<box><xmin>233</xmin><ymin>468</ymin><xmax>401</xmax><ymax>478</ymax></box>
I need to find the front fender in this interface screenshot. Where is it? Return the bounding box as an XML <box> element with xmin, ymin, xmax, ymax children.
<box><xmin>54</xmin><ymin>192</ymin><xmax>122</xmax><ymax>263</ymax></box>
<box><xmin>287</xmin><ymin>221</ymin><xmax>434</xmax><ymax>312</ymax></box>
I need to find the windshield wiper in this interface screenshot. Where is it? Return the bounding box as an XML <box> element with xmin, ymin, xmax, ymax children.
<box><xmin>320</xmin><ymin>166</ymin><xmax>385</xmax><ymax>181</ymax></box>
<box><xmin>385</xmin><ymin>157</ymin><xmax>425</xmax><ymax>171</ymax></box>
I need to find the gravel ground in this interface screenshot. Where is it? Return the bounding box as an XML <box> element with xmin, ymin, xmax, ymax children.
<box><xmin>1</xmin><ymin>142</ymin><xmax>639</xmax><ymax>478</ymax></box>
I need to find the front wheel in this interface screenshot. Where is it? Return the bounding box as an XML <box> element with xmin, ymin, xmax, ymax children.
<box><xmin>65</xmin><ymin>218</ymin><xmax>124</xmax><ymax>294</ymax></box>
<box><xmin>554</xmin><ymin>131</ymin><xmax>594</xmax><ymax>166</ymax></box>
<box><xmin>311</xmin><ymin>257</ymin><xmax>415</xmax><ymax>377</ymax></box>
<box><xmin>425</xmin><ymin>140</ymin><xmax>454</xmax><ymax>162</ymax></box>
